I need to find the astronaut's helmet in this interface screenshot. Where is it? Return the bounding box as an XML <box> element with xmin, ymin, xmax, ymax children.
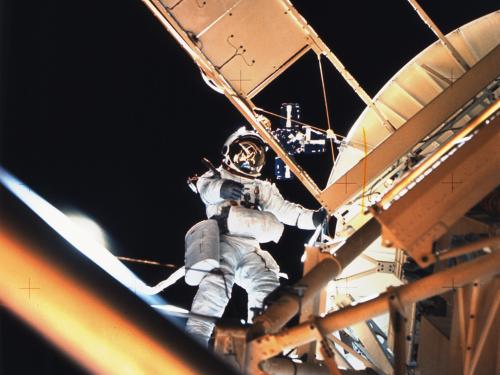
<box><xmin>222</xmin><ymin>127</ymin><xmax>267</xmax><ymax>178</ymax></box>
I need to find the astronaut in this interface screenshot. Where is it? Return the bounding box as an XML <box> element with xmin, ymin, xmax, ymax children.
<box><xmin>185</xmin><ymin>127</ymin><xmax>327</xmax><ymax>344</ymax></box>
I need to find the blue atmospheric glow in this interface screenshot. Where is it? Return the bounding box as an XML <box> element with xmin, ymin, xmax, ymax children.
<box><xmin>0</xmin><ymin>166</ymin><xmax>167</xmax><ymax>308</ymax></box>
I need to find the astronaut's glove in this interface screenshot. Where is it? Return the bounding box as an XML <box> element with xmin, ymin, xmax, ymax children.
<box><xmin>312</xmin><ymin>208</ymin><xmax>328</xmax><ymax>227</ymax></box>
<box><xmin>220</xmin><ymin>179</ymin><xmax>245</xmax><ymax>200</ymax></box>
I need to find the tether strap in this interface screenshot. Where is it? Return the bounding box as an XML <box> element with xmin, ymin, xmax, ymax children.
<box><xmin>318</xmin><ymin>54</ymin><xmax>336</xmax><ymax>164</ymax></box>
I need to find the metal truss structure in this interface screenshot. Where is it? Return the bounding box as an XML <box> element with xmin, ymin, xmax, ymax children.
<box><xmin>136</xmin><ymin>2</ymin><xmax>499</xmax><ymax>374</ymax></box>
<box><xmin>1</xmin><ymin>1</ymin><xmax>499</xmax><ymax>375</ymax></box>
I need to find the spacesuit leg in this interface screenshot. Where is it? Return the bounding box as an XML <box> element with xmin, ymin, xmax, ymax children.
<box><xmin>236</xmin><ymin>249</ymin><xmax>280</xmax><ymax>322</ymax></box>
<box><xmin>185</xmin><ymin>240</ymin><xmax>238</xmax><ymax>345</ymax></box>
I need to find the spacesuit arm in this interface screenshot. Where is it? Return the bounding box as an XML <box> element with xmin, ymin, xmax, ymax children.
<box><xmin>196</xmin><ymin>171</ymin><xmax>225</xmax><ymax>205</ymax></box>
<box><xmin>261</xmin><ymin>183</ymin><xmax>316</xmax><ymax>230</ymax></box>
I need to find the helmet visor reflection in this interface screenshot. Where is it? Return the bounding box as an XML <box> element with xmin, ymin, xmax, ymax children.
<box><xmin>229</xmin><ymin>140</ymin><xmax>266</xmax><ymax>174</ymax></box>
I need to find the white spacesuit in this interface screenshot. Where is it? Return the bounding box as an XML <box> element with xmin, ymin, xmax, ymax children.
<box><xmin>185</xmin><ymin>128</ymin><xmax>325</xmax><ymax>344</ymax></box>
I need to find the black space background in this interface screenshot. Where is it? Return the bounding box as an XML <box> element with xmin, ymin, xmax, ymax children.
<box><xmin>0</xmin><ymin>1</ymin><xmax>497</xmax><ymax>373</ymax></box>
